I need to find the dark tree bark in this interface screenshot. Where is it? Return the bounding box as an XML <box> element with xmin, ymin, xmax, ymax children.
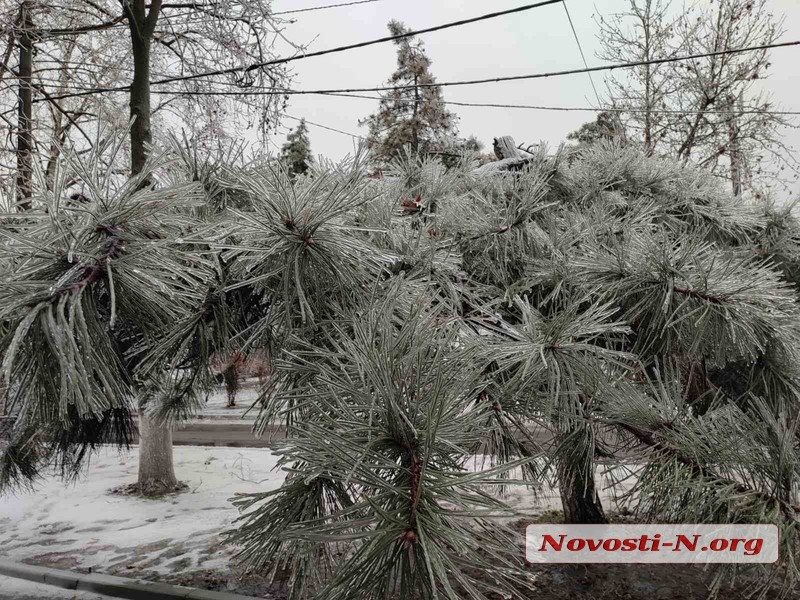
<box><xmin>558</xmin><ymin>462</ymin><xmax>608</xmax><ymax>524</ymax></box>
<box><xmin>557</xmin><ymin>427</ymin><xmax>608</xmax><ymax>524</ymax></box>
<box><xmin>15</xmin><ymin>1</ymin><xmax>33</xmax><ymax>210</ymax></box>
<box><xmin>124</xmin><ymin>0</ymin><xmax>161</xmax><ymax>178</ymax></box>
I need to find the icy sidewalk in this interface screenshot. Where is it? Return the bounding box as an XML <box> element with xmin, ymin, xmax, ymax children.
<box><xmin>193</xmin><ymin>378</ymin><xmax>261</xmax><ymax>423</ymax></box>
<box><xmin>0</xmin><ymin>575</ymin><xmax>115</xmax><ymax>599</ymax></box>
<box><xmin>0</xmin><ymin>446</ymin><xmax>283</xmax><ymax>579</ymax></box>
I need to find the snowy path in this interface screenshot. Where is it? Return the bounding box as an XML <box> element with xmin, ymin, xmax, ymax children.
<box><xmin>195</xmin><ymin>379</ymin><xmax>260</xmax><ymax>422</ymax></box>
<box><xmin>0</xmin><ymin>446</ymin><xmax>283</xmax><ymax>580</ymax></box>
<box><xmin>0</xmin><ymin>575</ymin><xmax>116</xmax><ymax>599</ymax></box>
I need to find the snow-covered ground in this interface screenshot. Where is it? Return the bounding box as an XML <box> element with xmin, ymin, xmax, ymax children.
<box><xmin>0</xmin><ymin>446</ymin><xmax>283</xmax><ymax>579</ymax></box>
<box><xmin>0</xmin><ymin>443</ymin><xmax>635</xmax><ymax>593</ymax></box>
<box><xmin>0</xmin><ymin>575</ymin><xmax>116</xmax><ymax>600</ymax></box>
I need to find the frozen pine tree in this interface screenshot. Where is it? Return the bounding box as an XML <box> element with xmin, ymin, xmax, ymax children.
<box><xmin>361</xmin><ymin>20</ymin><xmax>458</xmax><ymax>166</ymax></box>
<box><xmin>280</xmin><ymin>119</ymin><xmax>313</xmax><ymax>179</ymax></box>
<box><xmin>228</xmin><ymin>144</ymin><xmax>800</xmax><ymax>598</ymax></box>
<box><xmin>0</xmin><ymin>136</ymin><xmax>233</xmax><ymax>495</ymax></box>
<box><xmin>3</xmin><ymin>139</ymin><xmax>800</xmax><ymax>598</ymax></box>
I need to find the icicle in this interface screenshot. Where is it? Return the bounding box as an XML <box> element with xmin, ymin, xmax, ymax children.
<box><xmin>107</xmin><ymin>258</ymin><xmax>117</xmax><ymax>329</ymax></box>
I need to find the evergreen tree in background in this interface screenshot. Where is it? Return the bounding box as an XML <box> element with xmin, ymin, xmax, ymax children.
<box><xmin>567</xmin><ymin>111</ymin><xmax>626</xmax><ymax>146</ymax></box>
<box><xmin>361</xmin><ymin>20</ymin><xmax>458</xmax><ymax>166</ymax></box>
<box><xmin>280</xmin><ymin>119</ymin><xmax>313</xmax><ymax>178</ymax></box>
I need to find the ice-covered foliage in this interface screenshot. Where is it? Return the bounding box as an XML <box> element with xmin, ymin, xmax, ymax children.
<box><xmin>3</xmin><ymin>139</ymin><xmax>800</xmax><ymax>598</ymax></box>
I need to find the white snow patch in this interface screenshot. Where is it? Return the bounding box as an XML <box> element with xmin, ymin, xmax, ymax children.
<box><xmin>0</xmin><ymin>443</ymin><xmax>639</xmax><ymax>582</ymax></box>
<box><xmin>0</xmin><ymin>575</ymin><xmax>114</xmax><ymax>599</ymax></box>
<box><xmin>0</xmin><ymin>446</ymin><xmax>284</xmax><ymax>577</ymax></box>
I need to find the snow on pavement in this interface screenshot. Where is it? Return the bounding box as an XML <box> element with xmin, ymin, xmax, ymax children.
<box><xmin>0</xmin><ymin>446</ymin><xmax>284</xmax><ymax>579</ymax></box>
<box><xmin>0</xmin><ymin>575</ymin><xmax>118</xmax><ymax>600</ymax></box>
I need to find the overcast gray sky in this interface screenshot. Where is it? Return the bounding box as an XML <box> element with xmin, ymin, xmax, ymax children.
<box><xmin>268</xmin><ymin>0</ymin><xmax>800</xmax><ymax>196</ymax></box>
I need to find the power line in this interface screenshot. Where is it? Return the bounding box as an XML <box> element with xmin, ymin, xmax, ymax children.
<box><xmin>562</xmin><ymin>0</ymin><xmax>602</xmax><ymax>107</ymax></box>
<box><xmin>439</xmin><ymin>99</ymin><xmax>800</xmax><ymax>116</ymax></box>
<box><xmin>284</xmin><ymin>114</ymin><xmax>364</xmax><ymax>139</ymax></box>
<box><xmin>272</xmin><ymin>0</ymin><xmax>384</xmax><ymax>16</ymax></box>
<box><xmin>254</xmin><ymin>39</ymin><xmax>800</xmax><ymax>96</ymax></box>
<box><xmin>153</xmin><ymin>0</ymin><xmax>563</xmax><ymax>86</ymax></box>
<box><xmin>318</xmin><ymin>91</ymin><xmax>800</xmax><ymax>116</ymax></box>
<box><xmin>32</xmin><ymin>0</ymin><xmax>565</xmax><ymax>102</ymax></box>
<box><xmin>34</xmin><ymin>38</ymin><xmax>800</xmax><ymax>105</ymax></box>
<box><xmin>144</xmin><ymin>87</ymin><xmax>800</xmax><ymax>116</ymax></box>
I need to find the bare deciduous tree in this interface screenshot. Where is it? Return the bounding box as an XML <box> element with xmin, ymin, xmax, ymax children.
<box><xmin>596</xmin><ymin>0</ymin><xmax>798</xmax><ymax>196</ymax></box>
<box><xmin>0</xmin><ymin>0</ymin><xmax>297</xmax><ymax>190</ymax></box>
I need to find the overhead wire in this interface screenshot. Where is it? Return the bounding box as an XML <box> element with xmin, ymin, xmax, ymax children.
<box><xmin>139</xmin><ymin>87</ymin><xmax>800</xmax><ymax>116</ymax></box>
<box><xmin>562</xmin><ymin>0</ymin><xmax>602</xmax><ymax>107</ymax></box>
<box><xmin>272</xmin><ymin>0</ymin><xmax>385</xmax><ymax>16</ymax></box>
<box><xmin>32</xmin><ymin>0</ymin><xmax>566</xmax><ymax>102</ymax></box>
<box><xmin>32</xmin><ymin>38</ymin><xmax>800</xmax><ymax>105</ymax></box>
<box><xmin>5</xmin><ymin>3</ymin><xmax>799</xmax><ymax>126</ymax></box>
<box><xmin>284</xmin><ymin>114</ymin><xmax>364</xmax><ymax>139</ymax></box>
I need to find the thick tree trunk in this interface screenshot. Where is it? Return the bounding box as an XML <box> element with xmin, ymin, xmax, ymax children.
<box><xmin>15</xmin><ymin>1</ymin><xmax>33</xmax><ymax>210</ymax></box>
<box><xmin>557</xmin><ymin>427</ymin><xmax>608</xmax><ymax>524</ymax></box>
<box><xmin>137</xmin><ymin>408</ymin><xmax>179</xmax><ymax>495</ymax></box>
<box><xmin>558</xmin><ymin>462</ymin><xmax>608</xmax><ymax>524</ymax></box>
<box><xmin>125</xmin><ymin>1</ymin><xmax>171</xmax><ymax>497</ymax></box>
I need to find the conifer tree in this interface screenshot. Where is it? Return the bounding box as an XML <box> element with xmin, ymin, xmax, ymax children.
<box><xmin>3</xmin><ymin>139</ymin><xmax>800</xmax><ymax>598</ymax></box>
<box><xmin>280</xmin><ymin>119</ymin><xmax>313</xmax><ymax>179</ymax></box>
<box><xmin>224</xmin><ymin>145</ymin><xmax>800</xmax><ymax>597</ymax></box>
<box><xmin>0</xmin><ymin>137</ymin><xmax>227</xmax><ymax>494</ymax></box>
<box><xmin>361</xmin><ymin>21</ymin><xmax>458</xmax><ymax>166</ymax></box>
<box><xmin>567</xmin><ymin>111</ymin><xmax>626</xmax><ymax>146</ymax></box>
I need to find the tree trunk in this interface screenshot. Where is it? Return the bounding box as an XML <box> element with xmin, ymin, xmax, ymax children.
<box><xmin>125</xmin><ymin>1</ymin><xmax>170</xmax><ymax>497</ymax></box>
<box><xmin>412</xmin><ymin>72</ymin><xmax>419</xmax><ymax>153</ymax></box>
<box><xmin>137</xmin><ymin>408</ymin><xmax>179</xmax><ymax>495</ymax></box>
<box><xmin>125</xmin><ymin>0</ymin><xmax>161</xmax><ymax>178</ymax></box>
<box><xmin>558</xmin><ymin>464</ymin><xmax>608</xmax><ymax>524</ymax></box>
<box><xmin>15</xmin><ymin>1</ymin><xmax>33</xmax><ymax>210</ymax></box>
<box><xmin>557</xmin><ymin>427</ymin><xmax>608</xmax><ymax>524</ymax></box>
<box><xmin>728</xmin><ymin>92</ymin><xmax>743</xmax><ymax>197</ymax></box>
<box><xmin>129</xmin><ymin>33</ymin><xmax>152</xmax><ymax>177</ymax></box>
